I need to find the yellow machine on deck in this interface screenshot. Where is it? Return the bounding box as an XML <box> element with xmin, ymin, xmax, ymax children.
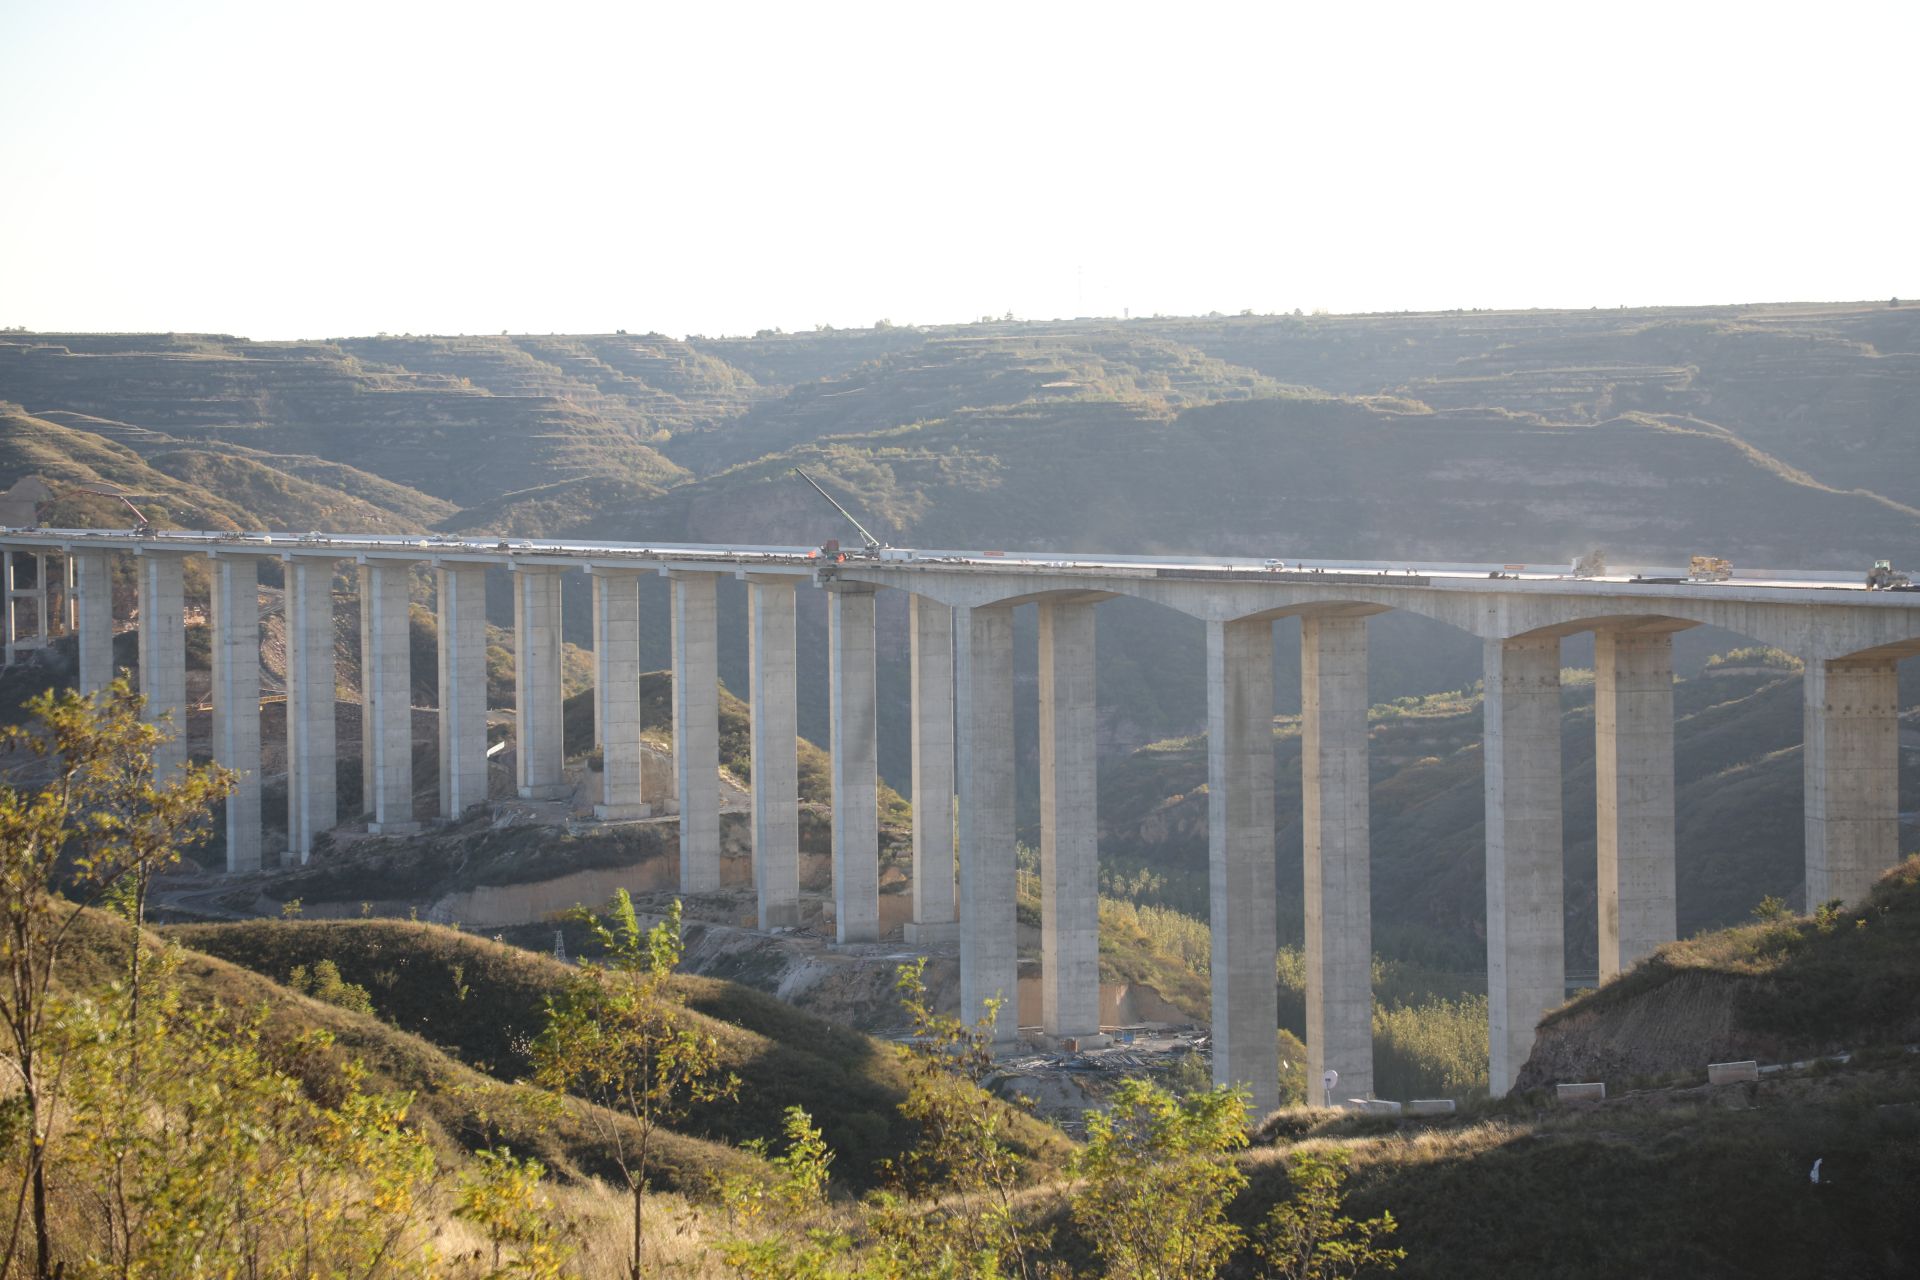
<box><xmin>1688</xmin><ymin>555</ymin><xmax>1733</xmax><ymax>582</ymax></box>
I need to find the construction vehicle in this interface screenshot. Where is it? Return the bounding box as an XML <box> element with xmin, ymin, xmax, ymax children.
<box><xmin>1866</xmin><ymin>559</ymin><xmax>1913</xmax><ymax>590</ymax></box>
<box><xmin>794</xmin><ymin>468</ymin><xmax>915</xmax><ymax>561</ymax></box>
<box><xmin>1688</xmin><ymin>555</ymin><xmax>1733</xmax><ymax>582</ymax></box>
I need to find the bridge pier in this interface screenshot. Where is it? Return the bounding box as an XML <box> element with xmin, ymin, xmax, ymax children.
<box><xmin>361</xmin><ymin>560</ymin><xmax>419</xmax><ymax>833</ymax></box>
<box><xmin>1484</xmin><ymin>635</ymin><xmax>1566</xmax><ymax>1096</ymax></box>
<box><xmin>958</xmin><ymin>604</ymin><xmax>1019</xmax><ymax>1043</ymax></box>
<box><xmin>906</xmin><ymin>596</ymin><xmax>958</xmax><ymax>944</ymax></box>
<box><xmin>136</xmin><ymin>549</ymin><xmax>189</xmax><ymax>777</ymax></box>
<box><xmin>1039</xmin><ymin>599</ymin><xmax>1100</xmax><ymax>1042</ymax></box>
<box><xmin>73</xmin><ymin>549</ymin><xmax>114</xmax><ymax>695</ymax></box>
<box><xmin>592</xmin><ymin>568</ymin><xmax>648</xmax><ymax>820</ymax></box>
<box><xmin>829</xmin><ymin>582</ymin><xmax>881</xmax><ymax>943</ymax></box>
<box><xmin>512</xmin><ymin>565</ymin><xmax>567</xmax><ymax>803</ymax></box>
<box><xmin>1595</xmin><ymin>630</ymin><xmax>1677</xmax><ymax>978</ymax></box>
<box><xmin>1208</xmin><ymin>616</ymin><xmax>1279</xmax><ymax>1114</ymax></box>
<box><xmin>670</xmin><ymin>570</ymin><xmax>722</xmax><ymax>893</ymax></box>
<box><xmin>436</xmin><ymin>564</ymin><xmax>490</xmax><ymax>820</ymax></box>
<box><xmin>748</xmin><ymin>575</ymin><xmax>801</xmax><ymax>928</ymax></box>
<box><xmin>1302</xmin><ymin>613</ymin><xmax>1376</xmax><ymax>1103</ymax></box>
<box><xmin>1804</xmin><ymin>657</ymin><xmax>1900</xmax><ymax>908</ymax></box>
<box><xmin>210</xmin><ymin>553</ymin><xmax>264</xmax><ymax>871</ymax></box>
<box><xmin>284</xmin><ymin>555</ymin><xmax>337</xmax><ymax>860</ymax></box>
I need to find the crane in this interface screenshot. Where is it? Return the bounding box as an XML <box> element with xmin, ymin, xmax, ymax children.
<box><xmin>792</xmin><ymin>468</ymin><xmax>884</xmax><ymax>555</ymax></box>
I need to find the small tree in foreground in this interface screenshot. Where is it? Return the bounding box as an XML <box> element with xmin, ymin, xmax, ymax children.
<box><xmin>59</xmin><ymin>979</ymin><xmax>440</xmax><ymax>1280</ymax></box>
<box><xmin>865</xmin><ymin>958</ymin><xmax>1059</xmax><ymax>1280</ymax></box>
<box><xmin>1255</xmin><ymin>1149</ymin><xmax>1405</xmax><ymax>1280</ymax></box>
<box><xmin>0</xmin><ymin>681</ymin><xmax>233</xmax><ymax>1280</ymax></box>
<box><xmin>1071</xmin><ymin>1076</ymin><xmax>1250</xmax><ymax>1280</ymax></box>
<box><xmin>530</xmin><ymin>894</ymin><xmax>736</xmax><ymax>1280</ymax></box>
<box><xmin>718</xmin><ymin>1105</ymin><xmax>851</xmax><ymax>1280</ymax></box>
<box><xmin>455</xmin><ymin>1145</ymin><xmax>570</xmax><ymax>1279</ymax></box>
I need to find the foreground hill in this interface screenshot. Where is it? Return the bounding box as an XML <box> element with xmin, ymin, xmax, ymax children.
<box><xmin>1517</xmin><ymin>856</ymin><xmax>1920</xmax><ymax>1090</ymax></box>
<box><xmin>170</xmin><ymin>917</ymin><xmax>1068</xmax><ymax>1189</ymax></box>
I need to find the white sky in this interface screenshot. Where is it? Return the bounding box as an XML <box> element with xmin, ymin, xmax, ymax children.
<box><xmin>2</xmin><ymin>0</ymin><xmax>1915</xmax><ymax>340</ymax></box>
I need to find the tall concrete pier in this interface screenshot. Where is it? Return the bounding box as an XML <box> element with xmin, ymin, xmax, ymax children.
<box><xmin>906</xmin><ymin>596</ymin><xmax>957</xmax><ymax>943</ymax></box>
<box><xmin>513</xmin><ymin>565</ymin><xmax>566</xmax><ymax>802</ymax></box>
<box><xmin>360</xmin><ymin>560</ymin><xmax>418</xmax><ymax>834</ymax></box>
<box><xmin>16</xmin><ymin>528</ymin><xmax>1920</xmax><ymax>1104</ymax></box>
<box><xmin>671</xmin><ymin>570</ymin><xmax>721</xmax><ymax>893</ymax></box>
<box><xmin>1804</xmin><ymin>657</ymin><xmax>1900</xmax><ymax>907</ymax></box>
<box><xmin>135</xmin><ymin>550</ymin><xmax>188</xmax><ymax>777</ymax></box>
<box><xmin>209</xmin><ymin>554</ymin><xmax>263</xmax><ymax>871</ymax></box>
<box><xmin>1301</xmin><ymin>613</ymin><xmax>1375</xmax><ymax>1103</ymax></box>
<box><xmin>72</xmin><ymin>549</ymin><xmax>114</xmax><ymax>694</ymax></box>
<box><xmin>436</xmin><ymin>564</ymin><xmax>489</xmax><ymax>820</ymax></box>
<box><xmin>1483</xmin><ymin>636</ymin><xmax>1565</xmax><ymax>1096</ymax></box>
<box><xmin>829</xmin><ymin>583</ymin><xmax>881</xmax><ymax>943</ymax></box>
<box><xmin>284</xmin><ymin>555</ymin><xmax>337</xmax><ymax>860</ymax></box>
<box><xmin>1594</xmin><ymin>629</ymin><xmax>1677</xmax><ymax>977</ymax></box>
<box><xmin>591</xmin><ymin>568</ymin><xmax>647</xmax><ymax>820</ymax></box>
<box><xmin>957</xmin><ymin>604</ymin><xmax>1019</xmax><ymax>1044</ymax></box>
<box><xmin>1207</xmin><ymin>616</ymin><xmax>1279</xmax><ymax>1113</ymax></box>
<box><xmin>1038</xmin><ymin>599</ymin><xmax>1100</xmax><ymax>1042</ymax></box>
<box><xmin>748</xmin><ymin>575</ymin><xmax>801</xmax><ymax>927</ymax></box>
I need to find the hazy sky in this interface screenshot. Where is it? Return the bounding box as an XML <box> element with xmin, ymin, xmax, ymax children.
<box><xmin>3</xmin><ymin>0</ymin><xmax>1914</xmax><ymax>339</ymax></box>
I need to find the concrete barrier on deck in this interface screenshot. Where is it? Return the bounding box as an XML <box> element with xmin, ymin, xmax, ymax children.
<box><xmin>1708</xmin><ymin>1060</ymin><xmax>1759</xmax><ymax>1085</ymax></box>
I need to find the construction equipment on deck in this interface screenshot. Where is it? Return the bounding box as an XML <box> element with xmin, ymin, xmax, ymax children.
<box><xmin>793</xmin><ymin>468</ymin><xmax>883</xmax><ymax>558</ymax></box>
<box><xmin>1688</xmin><ymin>555</ymin><xmax>1733</xmax><ymax>582</ymax></box>
<box><xmin>1866</xmin><ymin>559</ymin><xmax>1913</xmax><ymax>590</ymax></box>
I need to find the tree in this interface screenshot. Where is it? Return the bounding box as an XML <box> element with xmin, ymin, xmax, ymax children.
<box><xmin>0</xmin><ymin>680</ymin><xmax>233</xmax><ymax>1280</ymax></box>
<box><xmin>58</xmin><ymin>972</ymin><xmax>440</xmax><ymax>1280</ymax></box>
<box><xmin>1254</xmin><ymin>1150</ymin><xmax>1405</xmax><ymax>1280</ymax></box>
<box><xmin>1071</xmin><ymin>1076</ymin><xmax>1249</xmax><ymax>1280</ymax></box>
<box><xmin>865</xmin><ymin>959</ymin><xmax>1058</xmax><ymax>1280</ymax></box>
<box><xmin>529</xmin><ymin>894</ymin><xmax>736</xmax><ymax>1280</ymax></box>
<box><xmin>717</xmin><ymin>1106</ymin><xmax>852</xmax><ymax>1280</ymax></box>
<box><xmin>455</xmin><ymin>1146</ymin><xmax>570</xmax><ymax>1279</ymax></box>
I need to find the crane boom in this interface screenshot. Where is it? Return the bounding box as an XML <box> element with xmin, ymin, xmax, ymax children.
<box><xmin>792</xmin><ymin>468</ymin><xmax>882</xmax><ymax>550</ymax></box>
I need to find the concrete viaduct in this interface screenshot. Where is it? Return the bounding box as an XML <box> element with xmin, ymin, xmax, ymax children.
<box><xmin>6</xmin><ymin>527</ymin><xmax>1919</xmax><ymax>1110</ymax></box>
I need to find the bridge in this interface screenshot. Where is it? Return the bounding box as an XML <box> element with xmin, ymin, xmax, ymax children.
<box><xmin>7</xmin><ymin>526</ymin><xmax>1920</xmax><ymax>1110</ymax></box>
